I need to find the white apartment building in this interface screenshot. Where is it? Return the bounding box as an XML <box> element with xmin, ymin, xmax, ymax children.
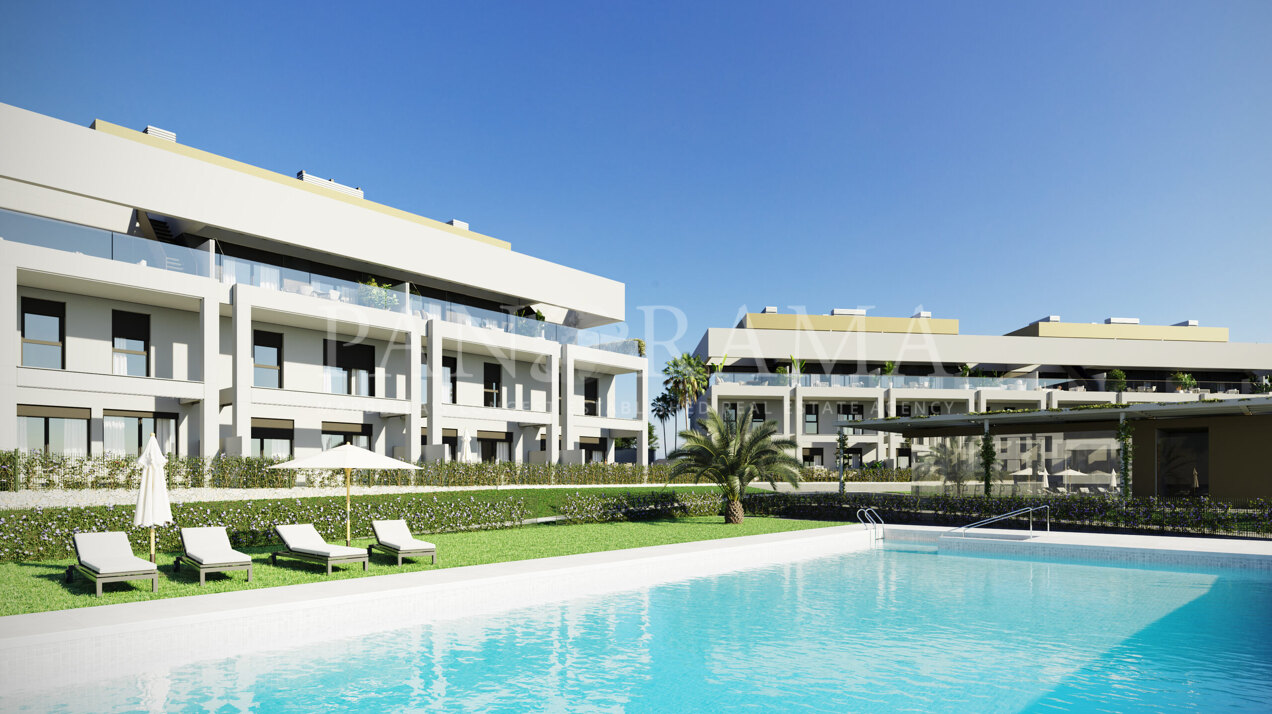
<box><xmin>695</xmin><ymin>308</ymin><xmax>1272</xmax><ymax>469</ymax></box>
<box><xmin>1</xmin><ymin>103</ymin><xmax>649</xmax><ymax>464</ymax></box>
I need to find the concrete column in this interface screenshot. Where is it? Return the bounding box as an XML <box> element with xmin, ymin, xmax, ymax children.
<box><xmin>792</xmin><ymin>387</ymin><xmax>803</xmax><ymax>438</ymax></box>
<box><xmin>1046</xmin><ymin>390</ymin><xmax>1059</xmax><ymax>410</ymax></box>
<box><xmin>89</xmin><ymin>406</ymin><xmax>104</xmax><ymax>456</ymax></box>
<box><xmin>199</xmin><ymin>291</ymin><xmax>220</xmax><ymax>458</ymax></box>
<box><xmin>561</xmin><ymin>346</ymin><xmax>575</xmax><ymax>460</ymax></box>
<box><xmin>974</xmin><ymin>389</ymin><xmax>987</xmax><ymax>412</ymax></box>
<box><xmin>637</xmin><ymin>365</ymin><xmax>649</xmax><ymax>466</ymax></box>
<box><xmin>425</xmin><ymin>322</ymin><xmax>442</xmax><ymax>446</ymax></box>
<box><xmin>780</xmin><ymin>392</ymin><xmax>791</xmax><ymax>435</ymax></box>
<box><xmin>637</xmin><ymin>421</ymin><xmax>649</xmax><ymax>466</ymax></box>
<box><xmin>512</xmin><ymin>427</ymin><xmax>525</xmax><ymax>464</ymax></box>
<box><xmin>230</xmin><ymin>285</ymin><xmax>252</xmax><ymax>456</ymax></box>
<box><xmin>604</xmin><ymin>437</ymin><xmax>616</xmax><ymax>464</ymax></box>
<box><xmin>408</xmin><ymin>327</ymin><xmax>424</xmax><ymax>462</ymax></box>
<box><xmin>546</xmin><ymin>353</ymin><xmax>559</xmax><ymax>464</ymax></box>
<box><xmin>0</xmin><ymin>262</ymin><xmax>16</xmax><ymax>451</ymax></box>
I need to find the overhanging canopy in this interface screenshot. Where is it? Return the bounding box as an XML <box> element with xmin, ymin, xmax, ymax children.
<box><xmin>855</xmin><ymin>396</ymin><xmax>1272</xmax><ymax>438</ymax></box>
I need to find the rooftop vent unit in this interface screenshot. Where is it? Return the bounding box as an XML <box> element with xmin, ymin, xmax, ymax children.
<box><xmin>1105</xmin><ymin>317</ymin><xmax>1140</xmax><ymax>325</ymax></box>
<box><xmin>448</xmin><ymin>219</ymin><xmax>469</xmax><ymax>230</ymax></box>
<box><xmin>296</xmin><ymin>170</ymin><xmax>364</xmax><ymax>199</ymax></box>
<box><xmin>143</xmin><ymin>125</ymin><xmax>176</xmax><ymax>142</ymax></box>
<box><xmin>912</xmin><ymin>311</ymin><xmax>932</xmax><ymax>319</ymax></box>
<box><xmin>1174</xmin><ymin>319</ymin><xmax>1199</xmax><ymax>327</ymax></box>
<box><xmin>1035</xmin><ymin>315</ymin><xmax>1061</xmax><ymax>324</ymax></box>
<box><xmin>831</xmin><ymin>308</ymin><xmax>866</xmax><ymax>316</ymax></box>
<box><xmin>761</xmin><ymin>306</ymin><xmax>778</xmax><ymax>314</ymax></box>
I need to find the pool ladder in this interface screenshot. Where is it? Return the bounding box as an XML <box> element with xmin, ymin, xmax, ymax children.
<box><xmin>857</xmin><ymin>507</ymin><xmax>885</xmax><ymax>544</ymax></box>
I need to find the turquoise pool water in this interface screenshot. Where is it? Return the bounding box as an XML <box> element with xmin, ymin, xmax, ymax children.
<box><xmin>18</xmin><ymin>545</ymin><xmax>1272</xmax><ymax>712</ymax></box>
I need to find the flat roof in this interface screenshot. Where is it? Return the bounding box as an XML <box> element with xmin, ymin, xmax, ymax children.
<box><xmin>855</xmin><ymin>396</ymin><xmax>1272</xmax><ymax>437</ymax></box>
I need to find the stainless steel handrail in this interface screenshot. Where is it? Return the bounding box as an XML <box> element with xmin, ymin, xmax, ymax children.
<box><xmin>857</xmin><ymin>507</ymin><xmax>884</xmax><ymax>541</ymax></box>
<box><xmin>951</xmin><ymin>505</ymin><xmax>1050</xmax><ymax>539</ymax></box>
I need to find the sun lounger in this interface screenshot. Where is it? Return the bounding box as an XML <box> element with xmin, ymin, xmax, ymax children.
<box><xmin>65</xmin><ymin>532</ymin><xmax>159</xmax><ymax>597</ymax></box>
<box><xmin>174</xmin><ymin>526</ymin><xmax>253</xmax><ymax>585</ymax></box>
<box><xmin>270</xmin><ymin>524</ymin><xmax>368</xmax><ymax>574</ymax></box>
<box><xmin>369</xmin><ymin>519</ymin><xmax>438</xmax><ymax>566</ymax></box>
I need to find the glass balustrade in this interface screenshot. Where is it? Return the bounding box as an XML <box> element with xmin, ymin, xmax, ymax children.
<box><xmin>712</xmin><ymin>373</ymin><xmax>1071</xmax><ymax>390</ymax></box>
<box><xmin>2</xmin><ymin>207</ymin><xmax>642</xmax><ymax>356</ymax></box>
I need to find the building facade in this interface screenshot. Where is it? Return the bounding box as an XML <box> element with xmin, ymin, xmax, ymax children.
<box><xmin>694</xmin><ymin>308</ymin><xmax>1272</xmax><ymax>469</ymax></box>
<box><xmin>1</xmin><ymin>103</ymin><xmax>648</xmax><ymax>464</ymax></box>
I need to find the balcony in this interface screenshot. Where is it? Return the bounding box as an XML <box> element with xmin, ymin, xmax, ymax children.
<box><xmin>1</xmin><ymin>207</ymin><xmax>643</xmax><ymax>358</ymax></box>
<box><xmin>1</xmin><ymin>207</ymin><xmax>210</xmax><ymax>277</ymax></box>
<box><xmin>710</xmin><ymin>373</ymin><xmax>1069</xmax><ymax>390</ymax></box>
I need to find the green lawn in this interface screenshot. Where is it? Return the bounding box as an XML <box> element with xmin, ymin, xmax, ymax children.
<box><xmin>0</xmin><ymin>516</ymin><xmax>844</xmax><ymax>617</ymax></box>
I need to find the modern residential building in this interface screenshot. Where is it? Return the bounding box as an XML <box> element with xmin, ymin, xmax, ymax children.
<box><xmin>1</xmin><ymin>103</ymin><xmax>649</xmax><ymax>464</ymax></box>
<box><xmin>694</xmin><ymin>308</ymin><xmax>1272</xmax><ymax>469</ymax></box>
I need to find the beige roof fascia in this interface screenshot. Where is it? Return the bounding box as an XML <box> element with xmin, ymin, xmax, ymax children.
<box><xmin>90</xmin><ymin>119</ymin><xmax>511</xmax><ymax>250</ymax></box>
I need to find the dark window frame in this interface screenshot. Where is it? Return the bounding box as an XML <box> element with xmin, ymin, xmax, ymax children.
<box><xmin>112</xmin><ymin>310</ymin><xmax>150</xmax><ymax>377</ymax></box>
<box><xmin>583</xmin><ymin>377</ymin><xmax>598</xmax><ymax>416</ymax></box>
<box><xmin>751</xmin><ymin>402</ymin><xmax>767</xmax><ymax>428</ymax></box>
<box><xmin>250</xmin><ymin>426</ymin><xmax>294</xmax><ymax>458</ymax></box>
<box><xmin>804</xmin><ymin>402</ymin><xmax>818</xmax><ymax>434</ymax></box>
<box><xmin>20</xmin><ymin>414</ymin><xmax>90</xmax><ymax>455</ymax></box>
<box><xmin>21</xmin><ymin>297</ymin><xmax>65</xmax><ymax>370</ymax></box>
<box><xmin>484</xmin><ymin>362</ymin><xmax>503</xmax><ymax>408</ymax></box>
<box><xmin>443</xmin><ymin>356</ymin><xmax>458</xmax><ymax>404</ymax></box>
<box><xmin>321</xmin><ymin>423</ymin><xmax>372</xmax><ymax>449</ymax></box>
<box><xmin>323</xmin><ymin>339</ymin><xmax>375</xmax><ymax>396</ymax></box>
<box><xmin>253</xmin><ymin>330</ymin><xmax>284</xmax><ymax>389</ymax></box>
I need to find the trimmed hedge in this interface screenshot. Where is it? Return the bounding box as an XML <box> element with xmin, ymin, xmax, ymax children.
<box><xmin>743</xmin><ymin>492</ymin><xmax>1272</xmax><ymax>537</ymax></box>
<box><xmin>0</xmin><ymin>493</ymin><xmax>529</xmax><ymax>562</ymax></box>
<box><xmin>0</xmin><ymin>451</ymin><xmax>670</xmax><ymax>490</ymax></box>
<box><xmin>800</xmin><ymin>467</ymin><xmax>913</xmax><ymax>483</ymax></box>
<box><xmin>559</xmin><ymin>490</ymin><xmax>724</xmax><ymax>523</ymax></box>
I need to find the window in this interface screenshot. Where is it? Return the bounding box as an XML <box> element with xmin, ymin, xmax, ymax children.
<box><xmin>323</xmin><ymin>340</ymin><xmax>374</xmax><ymax>396</ymax></box>
<box><xmin>251</xmin><ymin>427</ymin><xmax>293</xmax><ymax>458</ymax></box>
<box><xmin>930</xmin><ymin>404</ymin><xmax>942</xmax><ymax>416</ymax></box>
<box><xmin>838</xmin><ymin>403</ymin><xmax>865</xmax><ymax>435</ymax></box>
<box><xmin>583</xmin><ymin>377</ymin><xmax>598</xmax><ymax>416</ymax></box>
<box><xmin>112</xmin><ymin>311</ymin><xmax>150</xmax><ymax>377</ymax></box>
<box><xmin>804</xmin><ymin>403</ymin><xmax>818</xmax><ymax>434</ymax></box>
<box><xmin>443</xmin><ymin>356</ymin><xmax>457</xmax><ymax>404</ymax></box>
<box><xmin>21</xmin><ymin>298</ymin><xmax>64</xmax><ymax>369</ymax></box>
<box><xmin>17</xmin><ymin>406</ymin><xmax>88</xmax><ymax>456</ymax></box>
<box><xmin>896</xmin><ymin>403</ymin><xmax>912</xmax><ymax>418</ymax></box>
<box><xmin>751</xmin><ymin>402</ymin><xmax>766</xmax><ymax>429</ymax></box>
<box><xmin>253</xmin><ymin>331</ymin><xmax>283</xmax><ymax>388</ymax></box>
<box><xmin>103</xmin><ymin>411</ymin><xmax>175</xmax><ymax>456</ymax></box>
<box><xmin>484</xmin><ymin>363</ymin><xmax>502</xmax><ymax>408</ymax></box>
<box><xmin>478</xmin><ymin>431</ymin><xmax>511</xmax><ymax>463</ymax></box>
<box><xmin>722</xmin><ymin>402</ymin><xmax>738</xmax><ymax>424</ymax></box>
<box><xmin>847</xmin><ymin>447</ymin><xmax>864</xmax><ymax>470</ymax></box>
<box><xmin>896</xmin><ymin>447</ymin><xmax>912</xmax><ymax>469</ymax></box>
<box><xmin>802</xmin><ymin>448</ymin><xmax>823</xmax><ymax>467</ymax></box>
<box><xmin>321</xmin><ymin>422</ymin><xmax>370</xmax><ymax>450</ymax></box>
<box><xmin>581</xmin><ymin>437</ymin><xmax>607</xmax><ymax>463</ymax></box>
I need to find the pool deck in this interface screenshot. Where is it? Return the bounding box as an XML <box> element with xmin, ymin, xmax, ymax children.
<box><xmin>0</xmin><ymin>524</ymin><xmax>872</xmax><ymax>697</ymax></box>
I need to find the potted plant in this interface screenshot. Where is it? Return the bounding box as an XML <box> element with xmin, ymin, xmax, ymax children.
<box><xmin>1107</xmin><ymin>369</ymin><xmax>1127</xmax><ymax>394</ymax></box>
<box><xmin>1171</xmin><ymin>371</ymin><xmax>1198</xmax><ymax>392</ymax></box>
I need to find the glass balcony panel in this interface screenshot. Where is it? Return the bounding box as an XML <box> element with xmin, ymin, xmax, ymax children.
<box><xmin>0</xmin><ymin>208</ymin><xmax>111</xmax><ymax>258</ymax></box>
<box><xmin>111</xmin><ymin>233</ymin><xmax>209</xmax><ymax>277</ymax></box>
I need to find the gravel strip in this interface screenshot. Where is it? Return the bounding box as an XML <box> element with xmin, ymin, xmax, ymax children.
<box><xmin>0</xmin><ymin>483</ymin><xmax>676</xmax><ymax>510</ymax></box>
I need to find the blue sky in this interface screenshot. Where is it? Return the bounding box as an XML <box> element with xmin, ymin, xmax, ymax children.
<box><xmin>3</xmin><ymin>2</ymin><xmax>1270</xmax><ymax>411</ymax></box>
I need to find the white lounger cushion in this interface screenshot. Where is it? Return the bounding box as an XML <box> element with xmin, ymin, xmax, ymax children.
<box><xmin>277</xmin><ymin>524</ymin><xmax>365</xmax><ymax>558</ymax></box>
<box><xmin>74</xmin><ymin>532</ymin><xmax>157</xmax><ymax>575</ymax></box>
<box><xmin>181</xmin><ymin>527</ymin><xmax>251</xmax><ymax>566</ymax></box>
<box><xmin>372</xmin><ymin>520</ymin><xmax>436</xmax><ymax>551</ymax></box>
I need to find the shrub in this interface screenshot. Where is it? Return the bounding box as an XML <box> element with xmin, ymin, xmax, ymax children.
<box><xmin>0</xmin><ymin>493</ymin><xmax>529</xmax><ymax>562</ymax></box>
<box><xmin>0</xmin><ymin>451</ymin><xmax>672</xmax><ymax>491</ymax></box>
<box><xmin>559</xmin><ymin>490</ymin><xmax>723</xmax><ymax>523</ymax></box>
<box><xmin>741</xmin><ymin>492</ymin><xmax>1272</xmax><ymax>537</ymax></box>
<box><xmin>800</xmin><ymin>467</ymin><xmax>913</xmax><ymax>483</ymax></box>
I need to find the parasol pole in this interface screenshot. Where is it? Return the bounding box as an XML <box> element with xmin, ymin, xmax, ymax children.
<box><xmin>345</xmin><ymin>466</ymin><xmax>352</xmax><ymax>546</ymax></box>
<box><xmin>149</xmin><ymin>432</ymin><xmax>156</xmax><ymax>562</ymax></box>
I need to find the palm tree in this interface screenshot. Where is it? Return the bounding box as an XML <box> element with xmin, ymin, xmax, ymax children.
<box><xmin>651</xmin><ymin>391</ymin><xmax>677</xmax><ymax>459</ymax></box>
<box><xmin>668</xmin><ymin>407</ymin><xmax>801</xmax><ymax>524</ymax></box>
<box><xmin>662</xmin><ymin>353</ymin><xmax>709</xmax><ymax>451</ymax></box>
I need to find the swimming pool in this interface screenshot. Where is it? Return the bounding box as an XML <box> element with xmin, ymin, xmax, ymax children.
<box><xmin>14</xmin><ymin>544</ymin><xmax>1272</xmax><ymax>712</ymax></box>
